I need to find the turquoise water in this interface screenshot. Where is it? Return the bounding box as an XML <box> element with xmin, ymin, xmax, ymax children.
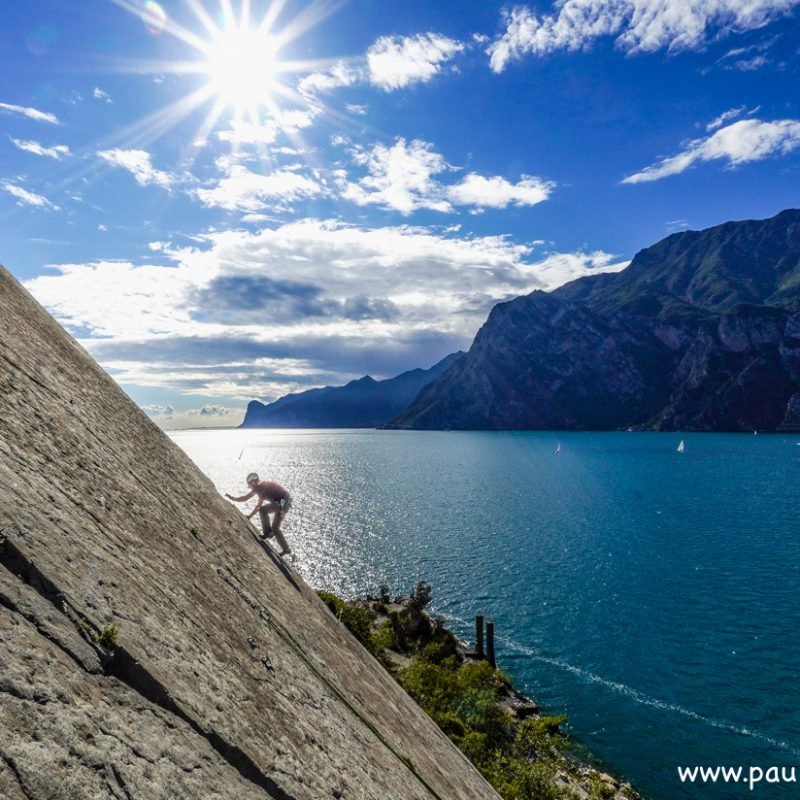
<box><xmin>170</xmin><ymin>429</ymin><xmax>800</xmax><ymax>799</ymax></box>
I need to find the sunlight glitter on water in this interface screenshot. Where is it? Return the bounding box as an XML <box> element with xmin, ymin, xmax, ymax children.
<box><xmin>169</xmin><ymin>427</ymin><xmax>800</xmax><ymax>800</ymax></box>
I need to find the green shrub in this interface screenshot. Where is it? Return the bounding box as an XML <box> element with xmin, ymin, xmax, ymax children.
<box><xmin>586</xmin><ymin>777</ymin><xmax>617</xmax><ymax>800</ymax></box>
<box><xmin>317</xmin><ymin>591</ymin><xmax>376</xmax><ymax>649</ymax></box>
<box><xmin>485</xmin><ymin>757</ymin><xmax>573</xmax><ymax>800</ymax></box>
<box><xmin>513</xmin><ymin>716</ymin><xmax>570</xmax><ymax>763</ymax></box>
<box><xmin>397</xmin><ymin>657</ymin><xmax>459</xmax><ymax>716</ymax></box>
<box><xmin>317</xmin><ymin>587</ymin><xmax>579</xmax><ymax>800</ymax></box>
<box><xmin>96</xmin><ymin>624</ymin><xmax>118</xmax><ymax>648</ymax></box>
<box><xmin>370</xmin><ymin>620</ymin><xmax>395</xmax><ymax>653</ymax></box>
<box><xmin>338</xmin><ymin>603</ymin><xmax>375</xmax><ymax>647</ymax></box>
<box><xmin>317</xmin><ymin>590</ymin><xmax>345</xmax><ymax>615</ymax></box>
<box><xmin>417</xmin><ymin>641</ymin><xmax>453</xmax><ymax>665</ymax></box>
<box><xmin>458</xmin><ymin>660</ymin><xmax>508</xmax><ymax>694</ymax></box>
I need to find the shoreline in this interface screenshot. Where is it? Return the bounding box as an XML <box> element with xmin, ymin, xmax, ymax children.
<box><xmin>319</xmin><ymin>583</ymin><xmax>643</xmax><ymax>800</ymax></box>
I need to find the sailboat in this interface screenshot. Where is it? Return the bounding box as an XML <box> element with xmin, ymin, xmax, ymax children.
<box><xmin>677</xmin><ymin>440</ymin><xmax>685</xmax><ymax>453</ymax></box>
<box><xmin>555</xmin><ymin>442</ymin><xmax>561</xmax><ymax>454</ymax></box>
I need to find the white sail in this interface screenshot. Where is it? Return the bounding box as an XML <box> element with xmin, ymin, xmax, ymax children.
<box><xmin>677</xmin><ymin>440</ymin><xmax>685</xmax><ymax>453</ymax></box>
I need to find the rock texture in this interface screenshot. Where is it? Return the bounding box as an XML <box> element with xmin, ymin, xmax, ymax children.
<box><xmin>241</xmin><ymin>353</ymin><xmax>464</xmax><ymax>429</ymax></box>
<box><xmin>390</xmin><ymin>209</ymin><xmax>800</xmax><ymax>431</ymax></box>
<box><xmin>0</xmin><ymin>265</ymin><xmax>499</xmax><ymax>800</ymax></box>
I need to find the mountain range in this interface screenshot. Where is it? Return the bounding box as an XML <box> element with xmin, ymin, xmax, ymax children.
<box><xmin>241</xmin><ymin>351</ymin><xmax>464</xmax><ymax>428</ymax></box>
<box><xmin>390</xmin><ymin>209</ymin><xmax>800</xmax><ymax>431</ymax></box>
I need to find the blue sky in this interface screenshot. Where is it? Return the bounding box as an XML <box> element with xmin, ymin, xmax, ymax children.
<box><xmin>2</xmin><ymin>0</ymin><xmax>799</xmax><ymax>428</ymax></box>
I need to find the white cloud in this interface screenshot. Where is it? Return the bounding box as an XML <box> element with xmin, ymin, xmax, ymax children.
<box><xmin>142</xmin><ymin>403</ymin><xmax>175</xmax><ymax>417</ymax></box>
<box><xmin>366</xmin><ymin>33</ymin><xmax>465</xmax><ymax>91</ymax></box>
<box><xmin>2</xmin><ymin>180</ymin><xmax>58</xmax><ymax>209</ymax></box>
<box><xmin>447</xmin><ymin>173</ymin><xmax>554</xmax><ymax>209</ymax></box>
<box><xmin>163</xmin><ymin>406</ymin><xmax>244</xmax><ymax>430</ymax></box>
<box><xmin>25</xmin><ymin>220</ymin><xmax>624</xmax><ymax>399</ymax></box>
<box><xmin>342</xmin><ymin>138</ymin><xmax>454</xmax><ymax>214</ymax></box>
<box><xmin>717</xmin><ymin>35</ymin><xmax>779</xmax><ymax>70</ymax></box>
<box><xmin>188</xmin><ymin>404</ymin><xmax>240</xmax><ymax>417</ymax></box>
<box><xmin>0</xmin><ymin>101</ymin><xmax>59</xmax><ymax>124</ymax></box>
<box><xmin>193</xmin><ymin>165</ymin><xmax>324</xmax><ymax>211</ymax></box>
<box><xmin>11</xmin><ymin>139</ymin><xmax>71</xmax><ymax>159</ymax></box>
<box><xmin>145</xmin><ymin>402</ymin><xmax>244</xmax><ymax>431</ymax></box>
<box><xmin>298</xmin><ymin>61</ymin><xmax>363</xmax><ymax>96</ymax></box>
<box><xmin>346</xmin><ymin>103</ymin><xmax>368</xmax><ymax>115</ymax></box>
<box><xmin>299</xmin><ymin>32</ymin><xmax>465</xmax><ymax>97</ymax></box>
<box><xmin>488</xmin><ymin>0</ymin><xmax>800</xmax><ymax>71</ymax></box>
<box><xmin>93</xmin><ymin>87</ymin><xmax>113</xmax><ymax>103</ymax></box>
<box><xmin>217</xmin><ymin>121</ymin><xmax>279</xmax><ymax>145</ymax></box>
<box><xmin>623</xmin><ymin>118</ymin><xmax>800</xmax><ymax>183</ymax></box>
<box><xmin>274</xmin><ymin>108</ymin><xmax>316</xmax><ymax>130</ymax></box>
<box><xmin>216</xmin><ymin>109</ymin><xmax>316</xmax><ymax>144</ymax></box>
<box><xmin>728</xmin><ymin>54</ymin><xmax>770</xmax><ymax>71</ymax></box>
<box><xmin>341</xmin><ymin>138</ymin><xmax>555</xmax><ymax>215</ymax></box>
<box><xmin>97</xmin><ymin>148</ymin><xmax>174</xmax><ymax>189</ymax></box>
<box><xmin>706</xmin><ymin>106</ymin><xmax>746</xmax><ymax>131</ymax></box>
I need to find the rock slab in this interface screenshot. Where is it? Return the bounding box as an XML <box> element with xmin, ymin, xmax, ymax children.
<box><xmin>0</xmin><ymin>264</ymin><xmax>499</xmax><ymax>800</ymax></box>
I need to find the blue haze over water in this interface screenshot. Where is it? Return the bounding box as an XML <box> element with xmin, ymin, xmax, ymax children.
<box><xmin>170</xmin><ymin>429</ymin><xmax>800</xmax><ymax>799</ymax></box>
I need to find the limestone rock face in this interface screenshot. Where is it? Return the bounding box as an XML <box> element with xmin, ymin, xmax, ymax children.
<box><xmin>390</xmin><ymin>209</ymin><xmax>800</xmax><ymax>431</ymax></box>
<box><xmin>0</xmin><ymin>265</ymin><xmax>499</xmax><ymax>800</ymax></box>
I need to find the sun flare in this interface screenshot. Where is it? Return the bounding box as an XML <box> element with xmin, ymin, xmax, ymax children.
<box><xmin>205</xmin><ymin>26</ymin><xmax>279</xmax><ymax>112</ymax></box>
<box><xmin>109</xmin><ymin>0</ymin><xmax>337</xmax><ymax>155</ymax></box>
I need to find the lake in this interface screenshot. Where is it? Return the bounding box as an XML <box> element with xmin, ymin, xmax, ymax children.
<box><xmin>169</xmin><ymin>428</ymin><xmax>800</xmax><ymax>799</ymax></box>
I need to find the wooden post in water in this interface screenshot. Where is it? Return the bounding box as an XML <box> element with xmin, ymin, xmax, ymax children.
<box><xmin>486</xmin><ymin>621</ymin><xmax>496</xmax><ymax>669</ymax></box>
<box><xmin>475</xmin><ymin>615</ymin><xmax>485</xmax><ymax>659</ymax></box>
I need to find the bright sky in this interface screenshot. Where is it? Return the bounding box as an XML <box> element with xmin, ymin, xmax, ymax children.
<box><xmin>2</xmin><ymin>0</ymin><xmax>799</xmax><ymax>429</ymax></box>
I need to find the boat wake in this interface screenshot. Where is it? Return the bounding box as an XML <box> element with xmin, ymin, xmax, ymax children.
<box><xmin>449</xmin><ymin>619</ymin><xmax>800</xmax><ymax>757</ymax></box>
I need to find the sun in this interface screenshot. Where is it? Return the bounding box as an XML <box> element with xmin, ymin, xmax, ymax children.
<box><xmin>110</xmin><ymin>0</ymin><xmax>337</xmax><ymax>150</ymax></box>
<box><xmin>205</xmin><ymin>24</ymin><xmax>280</xmax><ymax>113</ymax></box>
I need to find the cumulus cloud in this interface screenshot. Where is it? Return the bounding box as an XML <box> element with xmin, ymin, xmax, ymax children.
<box><xmin>217</xmin><ymin>121</ymin><xmax>279</xmax><ymax>145</ymax></box>
<box><xmin>488</xmin><ymin>0</ymin><xmax>800</xmax><ymax>71</ymax></box>
<box><xmin>25</xmin><ymin>220</ymin><xmax>624</xmax><ymax>399</ymax></box>
<box><xmin>193</xmin><ymin>165</ymin><xmax>325</xmax><ymax>212</ymax></box>
<box><xmin>193</xmin><ymin>404</ymin><xmax>231</xmax><ymax>416</ymax></box>
<box><xmin>142</xmin><ymin>404</ymin><xmax>175</xmax><ymax>417</ymax></box>
<box><xmin>11</xmin><ymin>139</ymin><xmax>71</xmax><ymax>159</ymax></box>
<box><xmin>2</xmin><ymin>180</ymin><xmax>58</xmax><ymax>209</ymax></box>
<box><xmin>342</xmin><ymin>138</ymin><xmax>454</xmax><ymax>214</ymax></box>
<box><xmin>93</xmin><ymin>87</ymin><xmax>113</xmax><ymax>103</ymax></box>
<box><xmin>298</xmin><ymin>61</ymin><xmax>362</xmax><ymax>96</ymax></box>
<box><xmin>216</xmin><ymin>109</ymin><xmax>316</xmax><ymax>144</ymax></box>
<box><xmin>97</xmin><ymin>148</ymin><xmax>174</xmax><ymax>189</ymax></box>
<box><xmin>447</xmin><ymin>173</ymin><xmax>554</xmax><ymax>209</ymax></box>
<box><xmin>367</xmin><ymin>33</ymin><xmax>465</xmax><ymax>91</ymax></box>
<box><xmin>0</xmin><ymin>101</ymin><xmax>59</xmax><ymax>124</ymax></box>
<box><xmin>299</xmin><ymin>32</ymin><xmax>465</xmax><ymax>97</ymax></box>
<box><xmin>341</xmin><ymin>138</ymin><xmax>555</xmax><ymax>214</ymax></box>
<box><xmin>623</xmin><ymin>118</ymin><xmax>800</xmax><ymax>183</ymax></box>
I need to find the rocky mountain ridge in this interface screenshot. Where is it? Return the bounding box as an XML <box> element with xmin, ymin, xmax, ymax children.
<box><xmin>390</xmin><ymin>209</ymin><xmax>800</xmax><ymax>431</ymax></box>
<box><xmin>242</xmin><ymin>352</ymin><xmax>464</xmax><ymax>428</ymax></box>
